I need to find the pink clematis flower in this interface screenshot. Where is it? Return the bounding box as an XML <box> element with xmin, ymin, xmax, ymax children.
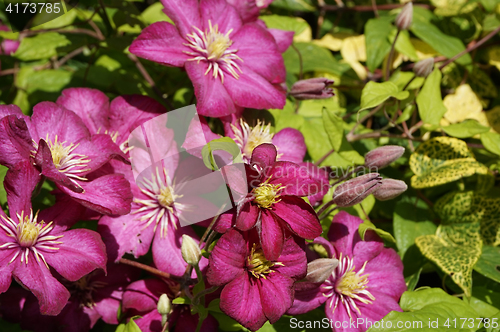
<box><xmin>0</xmin><ymin>161</ymin><xmax>107</xmax><ymax>316</ymax></box>
<box><xmin>0</xmin><ymin>22</ymin><xmax>20</xmax><ymax>55</ymax></box>
<box><xmin>287</xmin><ymin>212</ymin><xmax>406</xmax><ymax>332</ymax></box>
<box><xmin>129</xmin><ymin>0</ymin><xmax>287</xmax><ymax>117</ymax></box>
<box><xmin>122</xmin><ymin>278</ymin><xmax>219</xmax><ymax>332</ymax></box>
<box><xmin>0</xmin><ymin>102</ymin><xmax>132</xmax><ymax>215</ymax></box>
<box><xmin>235</xmin><ymin>143</ymin><xmax>322</xmax><ymax>260</ymax></box>
<box><xmin>226</xmin><ymin>0</ymin><xmax>274</xmax><ymax>23</ymax></box>
<box><xmin>207</xmin><ymin>229</ymin><xmax>306</xmax><ymax>331</ymax></box>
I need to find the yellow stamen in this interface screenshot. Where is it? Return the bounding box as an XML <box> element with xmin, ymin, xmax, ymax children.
<box><xmin>253</xmin><ymin>178</ymin><xmax>285</xmax><ymax>209</ymax></box>
<box><xmin>247</xmin><ymin>244</ymin><xmax>284</xmax><ymax>279</ymax></box>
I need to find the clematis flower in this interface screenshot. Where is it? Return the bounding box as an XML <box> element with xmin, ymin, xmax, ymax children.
<box><xmin>0</xmin><ymin>22</ymin><xmax>19</xmax><ymax>55</ymax></box>
<box><xmin>226</xmin><ymin>0</ymin><xmax>274</xmax><ymax>23</ymax></box>
<box><xmin>129</xmin><ymin>0</ymin><xmax>287</xmax><ymax>117</ymax></box>
<box><xmin>287</xmin><ymin>211</ymin><xmax>406</xmax><ymax>332</ymax></box>
<box><xmin>122</xmin><ymin>278</ymin><xmax>218</xmax><ymax>332</ymax></box>
<box><xmin>207</xmin><ymin>229</ymin><xmax>306</xmax><ymax>331</ymax></box>
<box><xmin>0</xmin><ymin>161</ymin><xmax>107</xmax><ymax>316</ymax></box>
<box><xmin>0</xmin><ymin>102</ymin><xmax>132</xmax><ymax>215</ymax></box>
<box><xmin>235</xmin><ymin>143</ymin><xmax>322</xmax><ymax>260</ymax></box>
<box><xmin>8</xmin><ymin>263</ymin><xmax>140</xmax><ymax>332</ymax></box>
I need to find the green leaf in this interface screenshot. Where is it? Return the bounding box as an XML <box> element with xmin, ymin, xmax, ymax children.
<box><xmin>116</xmin><ymin>317</ymin><xmax>142</xmax><ymax>332</ymax></box>
<box><xmin>364</xmin><ymin>17</ymin><xmax>393</xmax><ymax>72</ymax></box>
<box><xmin>270</xmin><ymin>0</ymin><xmax>315</xmax><ymax>12</ymax></box>
<box><xmin>14</xmin><ymin>33</ymin><xmax>71</xmax><ymax>61</ymax></box>
<box><xmin>410</xmin><ymin>7</ymin><xmax>472</xmax><ymax>66</ymax></box>
<box><xmin>259</xmin><ymin>15</ymin><xmax>308</xmax><ymax>36</ymax></box>
<box><xmin>471</xmin><ymin>286</ymin><xmax>500</xmax><ymax>319</ymax></box>
<box><xmin>210</xmin><ymin>312</ymin><xmax>244</xmax><ymax>331</ymax></box>
<box><xmin>172</xmin><ymin>297</ymin><xmax>191</xmax><ymax>305</ymax></box>
<box><xmin>322</xmin><ymin>108</ymin><xmax>344</xmax><ymax>151</ymax></box>
<box><xmin>409</xmin><ymin>137</ymin><xmax>490</xmax><ymax>188</ymax></box>
<box><xmin>442</xmin><ymin>120</ymin><xmax>490</xmax><ymax>138</ymax></box>
<box><xmin>481</xmin><ymin>132</ymin><xmax>500</xmax><ymax>156</ymax></box>
<box><xmin>201</xmin><ymin>137</ymin><xmax>242</xmax><ymax>170</ymax></box>
<box><xmin>140</xmin><ymin>2</ymin><xmax>173</xmax><ymax>24</ymax></box>
<box><xmin>416</xmin><ymin>69</ymin><xmax>447</xmax><ymax>125</ymax></box>
<box><xmin>359</xmin><ymin>81</ymin><xmax>409</xmax><ymax>111</ymax></box>
<box><xmin>405</xmin><ymin>267</ymin><xmax>423</xmax><ymax>292</ymax></box>
<box><xmin>393</xmin><ymin>29</ymin><xmax>418</xmax><ymax>61</ymax></box>
<box><xmin>0</xmin><ymin>165</ymin><xmax>7</xmax><ymax>207</ymax></box>
<box><xmin>358</xmin><ymin>218</ymin><xmax>396</xmax><ymax>243</ymax></box>
<box><xmin>474</xmin><ymin>246</ymin><xmax>500</xmax><ymax>283</ymax></box>
<box><xmin>270</xmin><ymin>100</ymin><xmax>304</xmax><ymax>131</ymax></box>
<box><xmin>368</xmin><ymin>288</ymin><xmax>480</xmax><ymax>331</ymax></box>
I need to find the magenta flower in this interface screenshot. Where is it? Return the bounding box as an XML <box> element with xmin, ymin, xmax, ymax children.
<box><xmin>226</xmin><ymin>0</ymin><xmax>274</xmax><ymax>23</ymax></box>
<box><xmin>122</xmin><ymin>278</ymin><xmax>218</xmax><ymax>332</ymax></box>
<box><xmin>0</xmin><ymin>102</ymin><xmax>132</xmax><ymax>215</ymax></box>
<box><xmin>0</xmin><ymin>23</ymin><xmax>19</xmax><ymax>55</ymax></box>
<box><xmin>129</xmin><ymin>0</ymin><xmax>287</xmax><ymax>117</ymax></box>
<box><xmin>207</xmin><ymin>229</ymin><xmax>306</xmax><ymax>331</ymax></box>
<box><xmin>0</xmin><ymin>161</ymin><xmax>107</xmax><ymax>316</ymax></box>
<box><xmin>236</xmin><ymin>143</ymin><xmax>322</xmax><ymax>260</ymax></box>
<box><xmin>287</xmin><ymin>212</ymin><xmax>406</xmax><ymax>332</ymax></box>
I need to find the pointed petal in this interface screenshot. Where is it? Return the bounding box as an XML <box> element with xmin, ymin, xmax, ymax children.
<box><xmin>357</xmin><ymin>290</ymin><xmax>403</xmax><ymax>323</ymax></box>
<box><xmin>327</xmin><ymin>211</ymin><xmax>364</xmax><ymax>257</ymax></box>
<box><xmin>129</xmin><ymin>22</ymin><xmax>191</xmax><ymax>66</ymax></box>
<box><xmin>59</xmin><ymin>174</ymin><xmax>133</xmax><ymax>215</ymax></box>
<box><xmin>73</xmin><ymin>134</ymin><xmax>129</xmax><ymax>175</ymax></box>
<box><xmin>13</xmin><ymin>255</ymin><xmax>70</xmax><ymax>316</ymax></box>
<box><xmin>274</xmin><ymin>236</ymin><xmax>307</xmax><ymax>280</ymax></box>
<box><xmin>362</xmin><ymin>248</ymin><xmax>405</xmax><ymax>300</ymax></box>
<box><xmin>0</xmin><ymin>104</ymin><xmax>23</xmax><ymax>118</ymax></box>
<box><xmin>122</xmin><ymin>279</ymin><xmax>169</xmax><ymax>312</ymax></box>
<box><xmin>257</xmin><ymin>273</ymin><xmax>294</xmax><ymax>323</ymax></box>
<box><xmin>250</xmin><ymin>143</ymin><xmax>277</xmax><ymax>171</ymax></box>
<box><xmin>287</xmin><ymin>281</ymin><xmax>326</xmax><ymax>315</ymax></box>
<box><xmin>220</xmin><ymin>273</ymin><xmax>267</xmax><ymax>331</ymax></box>
<box><xmin>0</xmin><ymin>115</ymin><xmax>33</xmax><ymax>168</ymax></box>
<box><xmin>300</xmin><ymin>162</ymin><xmax>329</xmax><ymax>206</ymax></box>
<box><xmin>199</xmin><ymin>0</ymin><xmax>242</xmax><ymax>33</ymax></box>
<box><xmin>159</xmin><ymin>0</ymin><xmax>201</xmax><ymax>37</ymax></box>
<box><xmin>31</xmin><ymin>101</ymin><xmax>90</xmax><ymax>143</ymax></box>
<box><xmin>268</xmin><ymin>28</ymin><xmax>294</xmax><ymax>53</ymax></box>
<box><xmin>235</xmin><ymin>202</ymin><xmax>259</xmax><ymax>231</ymax></box>
<box><xmin>231</xmin><ymin>23</ymin><xmax>286</xmax><ymax>83</ymax></box>
<box><xmin>0</xmin><ymin>247</ymin><xmax>15</xmax><ymax>293</ymax></box>
<box><xmin>39</xmin><ymin>193</ymin><xmax>86</xmax><ymax>230</ymax></box>
<box><xmin>272</xmin><ymin>196</ymin><xmax>322</xmax><ymax>239</ymax></box>
<box><xmin>214</xmin><ymin>209</ymin><xmax>236</xmax><ymax>233</ymax></box>
<box><xmin>4</xmin><ymin>160</ymin><xmax>40</xmax><ymax>215</ymax></box>
<box><xmin>268</xmin><ymin>161</ymin><xmax>321</xmax><ymax>196</ymax></box>
<box><xmin>312</xmin><ymin>236</ymin><xmax>335</xmax><ymax>259</ymax></box>
<box><xmin>206</xmin><ymin>229</ymin><xmax>246</xmax><ymax>286</ymax></box>
<box><xmin>272</xmin><ymin>128</ymin><xmax>306</xmax><ymax>163</ymax></box>
<box><xmin>260</xmin><ymin>210</ymin><xmax>285</xmax><ymax>261</ymax></box>
<box><xmin>224</xmin><ymin>65</ymin><xmax>286</xmax><ymax>110</ymax></box>
<box><xmin>93</xmin><ymin>295</ymin><xmax>121</xmax><ymax>324</ymax></box>
<box><xmin>56</xmin><ymin>88</ymin><xmax>110</xmax><ymax>134</ymax></box>
<box><xmin>185</xmin><ymin>61</ymin><xmax>236</xmax><ymax>117</ymax></box>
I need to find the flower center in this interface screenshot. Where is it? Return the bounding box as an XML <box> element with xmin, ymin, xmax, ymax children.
<box><xmin>184</xmin><ymin>20</ymin><xmax>242</xmax><ymax>83</ymax></box>
<box><xmin>68</xmin><ymin>272</ymin><xmax>107</xmax><ymax>308</ymax></box>
<box><xmin>253</xmin><ymin>179</ymin><xmax>284</xmax><ymax>209</ymax></box>
<box><xmin>44</xmin><ymin>135</ymin><xmax>91</xmax><ymax>181</ymax></box>
<box><xmin>232</xmin><ymin>120</ymin><xmax>274</xmax><ymax>160</ymax></box>
<box><xmin>158</xmin><ymin>186</ymin><xmax>175</xmax><ymax>208</ymax></box>
<box><xmin>247</xmin><ymin>244</ymin><xmax>283</xmax><ymax>279</ymax></box>
<box><xmin>16</xmin><ymin>215</ymin><xmax>41</xmax><ymax>247</ymax></box>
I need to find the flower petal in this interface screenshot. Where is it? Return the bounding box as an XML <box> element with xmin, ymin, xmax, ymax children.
<box><xmin>214</xmin><ymin>209</ymin><xmax>236</xmax><ymax>233</ymax></box>
<box><xmin>272</xmin><ymin>196</ymin><xmax>322</xmax><ymax>239</ymax></box>
<box><xmin>0</xmin><ymin>104</ymin><xmax>23</xmax><ymax>118</ymax></box>
<box><xmin>56</xmin><ymin>88</ymin><xmax>110</xmax><ymax>134</ymax></box>
<box><xmin>267</xmin><ymin>28</ymin><xmax>294</xmax><ymax>53</ymax></box>
<box><xmin>257</xmin><ymin>272</ymin><xmax>294</xmax><ymax>324</ymax></box>
<box><xmin>73</xmin><ymin>134</ymin><xmax>129</xmax><ymax>175</ymax></box>
<box><xmin>129</xmin><ymin>22</ymin><xmax>191</xmax><ymax>67</ymax></box>
<box><xmin>287</xmin><ymin>281</ymin><xmax>326</xmax><ymax>315</ymax></box>
<box><xmin>0</xmin><ymin>115</ymin><xmax>33</xmax><ymax>168</ymax></box>
<box><xmin>185</xmin><ymin>61</ymin><xmax>236</xmax><ymax>117</ymax></box>
<box><xmin>260</xmin><ymin>210</ymin><xmax>285</xmax><ymax>261</ymax></box>
<box><xmin>268</xmin><ymin>161</ymin><xmax>321</xmax><ymax>196</ymax></box>
<box><xmin>207</xmin><ymin>229</ymin><xmax>246</xmax><ymax>286</ymax></box>
<box><xmin>43</xmin><ymin>228</ymin><xmax>107</xmax><ymax>281</ymax></box>
<box><xmin>3</xmin><ymin>160</ymin><xmax>40</xmax><ymax>216</ymax></box>
<box><xmin>122</xmin><ymin>279</ymin><xmax>168</xmax><ymax>312</ymax></box>
<box><xmin>220</xmin><ymin>273</ymin><xmax>267</xmax><ymax>331</ymax></box>
<box><xmin>363</xmin><ymin>248</ymin><xmax>406</xmax><ymax>301</ymax></box>
<box><xmin>159</xmin><ymin>0</ymin><xmax>201</xmax><ymax>37</ymax></box>
<box><xmin>274</xmin><ymin>236</ymin><xmax>307</xmax><ymax>280</ymax></box>
<box><xmin>250</xmin><ymin>143</ymin><xmax>277</xmax><ymax>171</ymax></box>
<box><xmin>273</xmin><ymin>128</ymin><xmax>306</xmax><ymax>163</ymax></box>
<box><xmin>327</xmin><ymin>211</ymin><xmax>364</xmax><ymax>257</ymax></box>
<box><xmin>199</xmin><ymin>0</ymin><xmax>242</xmax><ymax>34</ymax></box>
<box><xmin>235</xmin><ymin>201</ymin><xmax>259</xmax><ymax>231</ymax></box>
<box><xmin>12</xmin><ymin>255</ymin><xmax>70</xmax><ymax>316</ymax></box>
<box><xmin>0</xmin><ymin>247</ymin><xmax>15</xmax><ymax>293</ymax></box>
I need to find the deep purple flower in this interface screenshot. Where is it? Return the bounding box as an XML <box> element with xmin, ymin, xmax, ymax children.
<box><xmin>235</xmin><ymin>143</ymin><xmax>322</xmax><ymax>260</ymax></box>
<box><xmin>0</xmin><ymin>102</ymin><xmax>132</xmax><ymax>215</ymax></box>
<box><xmin>129</xmin><ymin>0</ymin><xmax>287</xmax><ymax>117</ymax></box>
<box><xmin>0</xmin><ymin>161</ymin><xmax>107</xmax><ymax>316</ymax></box>
<box><xmin>122</xmin><ymin>278</ymin><xmax>218</xmax><ymax>332</ymax></box>
<box><xmin>288</xmin><ymin>212</ymin><xmax>406</xmax><ymax>332</ymax></box>
<box><xmin>207</xmin><ymin>229</ymin><xmax>306</xmax><ymax>331</ymax></box>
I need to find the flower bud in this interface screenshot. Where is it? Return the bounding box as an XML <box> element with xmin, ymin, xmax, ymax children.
<box><xmin>364</xmin><ymin>145</ymin><xmax>405</xmax><ymax>170</ymax></box>
<box><xmin>289</xmin><ymin>78</ymin><xmax>334</xmax><ymax>100</ymax></box>
<box><xmin>413</xmin><ymin>58</ymin><xmax>434</xmax><ymax>78</ymax></box>
<box><xmin>332</xmin><ymin>173</ymin><xmax>382</xmax><ymax>207</ymax></box>
<box><xmin>181</xmin><ymin>234</ymin><xmax>201</xmax><ymax>266</ymax></box>
<box><xmin>157</xmin><ymin>294</ymin><xmax>171</xmax><ymax>326</ymax></box>
<box><xmin>395</xmin><ymin>2</ymin><xmax>413</xmax><ymax>30</ymax></box>
<box><xmin>305</xmin><ymin>258</ymin><xmax>339</xmax><ymax>283</ymax></box>
<box><xmin>373</xmin><ymin>179</ymin><xmax>408</xmax><ymax>201</ymax></box>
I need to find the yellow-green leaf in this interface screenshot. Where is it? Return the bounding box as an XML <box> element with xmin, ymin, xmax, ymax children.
<box><xmin>360</xmin><ymin>81</ymin><xmax>409</xmax><ymax>111</ymax></box>
<box><xmin>416</xmin><ymin>69</ymin><xmax>447</xmax><ymax>125</ymax></box>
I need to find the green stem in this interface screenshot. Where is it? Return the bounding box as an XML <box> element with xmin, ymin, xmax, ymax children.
<box><xmin>384</xmin><ymin>29</ymin><xmax>400</xmax><ymax>81</ymax></box>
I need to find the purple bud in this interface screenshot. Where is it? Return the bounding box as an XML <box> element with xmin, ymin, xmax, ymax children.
<box><xmin>373</xmin><ymin>179</ymin><xmax>408</xmax><ymax>201</ymax></box>
<box><xmin>413</xmin><ymin>58</ymin><xmax>434</xmax><ymax>78</ymax></box>
<box><xmin>289</xmin><ymin>78</ymin><xmax>335</xmax><ymax>100</ymax></box>
<box><xmin>305</xmin><ymin>258</ymin><xmax>339</xmax><ymax>283</ymax></box>
<box><xmin>332</xmin><ymin>173</ymin><xmax>382</xmax><ymax>207</ymax></box>
<box><xmin>395</xmin><ymin>2</ymin><xmax>413</xmax><ymax>30</ymax></box>
<box><xmin>364</xmin><ymin>145</ymin><xmax>405</xmax><ymax>170</ymax></box>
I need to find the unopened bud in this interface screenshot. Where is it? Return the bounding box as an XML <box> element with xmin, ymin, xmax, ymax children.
<box><xmin>395</xmin><ymin>2</ymin><xmax>413</xmax><ymax>30</ymax></box>
<box><xmin>181</xmin><ymin>235</ymin><xmax>201</xmax><ymax>266</ymax></box>
<box><xmin>373</xmin><ymin>179</ymin><xmax>408</xmax><ymax>201</ymax></box>
<box><xmin>332</xmin><ymin>173</ymin><xmax>382</xmax><ymax>207</ymax></box>
<box><xmin>289</xmin><ymin>78</ymin><xmax>334</xmax><ymax>100</ymax></box>
<box><xmin>364</xmin><ymin>145</ymin><xmax>405</xmax><ymax>170</ymax></box>
<box><xmin>157</xmin><ymin>294</ymin><xmax>171</xmax><ymax>326</ymax></box>
<box><xmin>305</xmin><ymin>258</ymin><xmax>339</xmax><ymax>283</ymax></box>
<box><xmin>413</xmin><ymin>58</ymin><xmax>434</xmax><ymax>78</ymax></box>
